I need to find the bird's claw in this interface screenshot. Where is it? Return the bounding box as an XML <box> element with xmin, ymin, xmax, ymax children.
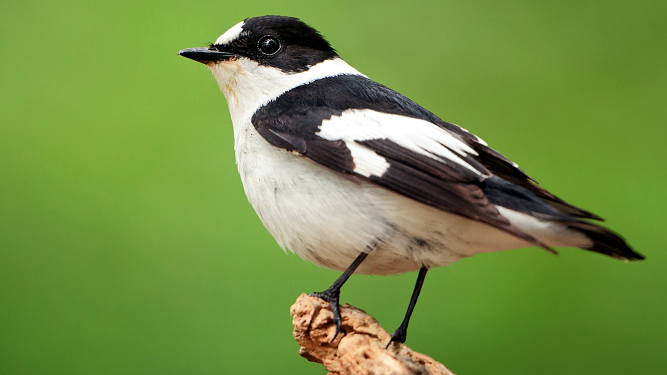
<box><xmin>310</xmin><ymin>288</ymin><xmax>343</xmax><ymax>342</ymax></box>
<box><xmin>386</xmin><ymin>325</ymin><xmax>407</xmax><ymax>348</ymax></box>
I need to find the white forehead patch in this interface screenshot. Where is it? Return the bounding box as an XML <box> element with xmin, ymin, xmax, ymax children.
<box><xmin>215</xmin><ymin>21</ymin><xmax>245</xmax><ymax>45</ymax></box>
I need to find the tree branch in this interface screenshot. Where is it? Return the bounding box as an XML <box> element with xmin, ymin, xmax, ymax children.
<box><xmin>291</xmin><ymin>294</ymin><xmax>456</xmax><ymax>375</ymax></box>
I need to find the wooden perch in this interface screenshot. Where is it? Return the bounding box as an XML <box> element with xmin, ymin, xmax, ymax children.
<box><xmin>291</xmin><ymin>294</ymin><xmax>456</xmax><ymax>375</ymax></box>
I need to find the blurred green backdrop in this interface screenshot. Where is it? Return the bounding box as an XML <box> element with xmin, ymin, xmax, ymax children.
<box><xmin>1</xmin><ymin>0</ymin><xmax>666</xmax><ymax>374</ymax></box>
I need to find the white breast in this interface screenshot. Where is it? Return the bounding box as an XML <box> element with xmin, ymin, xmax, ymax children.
<box><xmin>233</xmin><ymin>119</ymin><xmax>393</xmax><ymax>272</ymax></box>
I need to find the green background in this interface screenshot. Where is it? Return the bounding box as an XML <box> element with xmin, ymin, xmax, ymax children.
<box><xmin>1</xmin><ymin>0</ymin><xmax>665</xmax><ymax>374</ymax></box>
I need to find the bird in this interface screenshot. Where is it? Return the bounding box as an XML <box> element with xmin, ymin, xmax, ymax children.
<box><xmin>178</xmin><ymin>15</ymin><xmax>644</xmax><ymax>346</ymax></box>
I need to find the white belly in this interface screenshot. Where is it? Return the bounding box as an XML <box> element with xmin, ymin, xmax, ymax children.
<box><xmin>233</xmin><ymin>123</ymin><xmax>531</xmax><ymax>275</ymax></box>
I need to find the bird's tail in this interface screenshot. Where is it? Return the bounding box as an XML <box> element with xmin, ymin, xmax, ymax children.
<box><xmin>565</xmin><ymin>220</ymin><xmax>644</xmax><ymax>261</ymax></box>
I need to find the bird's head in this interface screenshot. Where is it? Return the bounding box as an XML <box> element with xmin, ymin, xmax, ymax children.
<box><xmin>179</xmin><ymin>16</ymin><xmax>338</xmax><ymax>71</ymax></box>
<box><xmin>179</xmin><ymin>16</ymin><xmax>362</xmax><ymax>123</ymax></box>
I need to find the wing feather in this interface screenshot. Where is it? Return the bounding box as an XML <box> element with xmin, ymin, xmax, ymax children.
<box><xmin>249</xmin><ymin>74</ymin><xmax>595</xmax><ymax>251</ymax></box>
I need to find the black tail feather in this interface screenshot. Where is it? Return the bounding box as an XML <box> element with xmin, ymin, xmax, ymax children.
<box><xmin>566</xmin><ymin>221</ymin><xmax>645</xmax><ymax>261</ymax></box>
<box><xmin>481</xmin><ymin>176</ymin><xmax>643</xmax><ymax>261</ymax></box>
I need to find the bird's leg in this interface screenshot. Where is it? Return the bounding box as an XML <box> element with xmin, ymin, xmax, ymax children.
<box><xmin>387</xmin><ymin>266</ymin><xmax>429</xmax><ymax>347</ymax></box>
<box><xmin>309</xmin><ymin>246</ymin><xmax>374</xmax><ymax>341</ymax></box>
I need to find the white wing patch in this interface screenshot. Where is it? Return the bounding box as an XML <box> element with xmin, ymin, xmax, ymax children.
<box><xmin>344</xmin><ymin>141</ymin><xmax>390</xmax><ymax>177</ymax></box>
<box><xmin>215</xmin><ymin>21</ymin><xmax>245</xmax><ymax>45</ymax></box>
<box><xmin>317</xmin><ymin>109</ymin><xmax>484</xmax><ymax>176</ymax></box>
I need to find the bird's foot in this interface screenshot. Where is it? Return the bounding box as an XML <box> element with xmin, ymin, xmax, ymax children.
<box><xmin>310</xmin><ymin>288</ymin><xmax>343</xmax><ymax>341</ymax></box>
<box><xmin>386</xmin><ymin>324</ymin><xmax>408</xmax><ymax>348</ymax></box>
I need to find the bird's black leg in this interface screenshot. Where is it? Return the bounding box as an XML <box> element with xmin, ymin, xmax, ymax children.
<box><xmin>310</xmin><ymin>249</ymin><xmax>372</xmax><ymax>341</ymax></box>
<box><xmin>387</xmin><ymin>266</ymin><xmax>429</xmax><ymax>347</ymax></box>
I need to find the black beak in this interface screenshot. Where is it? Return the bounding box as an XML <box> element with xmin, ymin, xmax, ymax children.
<box><xmin>178</xmin><ymin>47</ymin><xmax>235</xmax><ymax>64</ymax></box>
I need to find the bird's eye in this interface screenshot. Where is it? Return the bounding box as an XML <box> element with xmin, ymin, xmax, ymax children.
<box><xmin>258</xmin><ymin>36</ymin><xmax>281</xmax><ymax>55</ymax></box>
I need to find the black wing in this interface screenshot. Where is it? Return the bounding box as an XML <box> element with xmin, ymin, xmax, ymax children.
<box><xmin>251</xmin><ymin>74</ymin><xmax>572</xmax><ymax>250</ymax></box>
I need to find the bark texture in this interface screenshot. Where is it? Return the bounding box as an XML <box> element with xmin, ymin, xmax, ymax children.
<box><xmin>291</xmin><ymin>293</ymin><xmax>456</xmax><ymax>375</ymax></box>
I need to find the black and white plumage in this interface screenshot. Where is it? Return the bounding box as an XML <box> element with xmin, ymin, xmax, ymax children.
<box><xmin>179</xmin><ymin>15</ymin><xmax>643</xmax><ymax>345</ymax></box>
